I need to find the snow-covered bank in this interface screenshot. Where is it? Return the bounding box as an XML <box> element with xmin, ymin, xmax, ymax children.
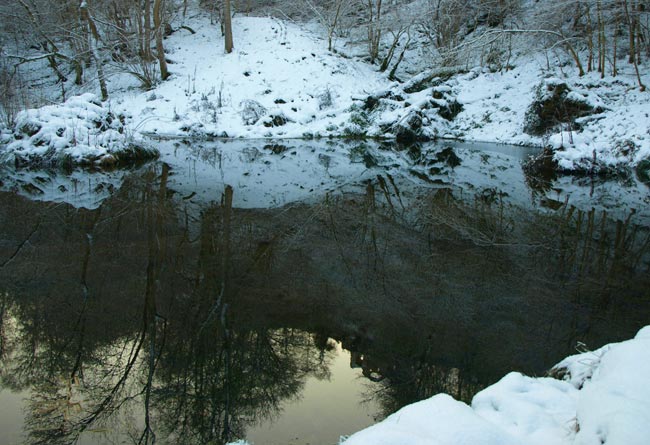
<box><xmin>357</xmin><ymin>60</ymin><xmax>650</xmax><ymax>175</ymax></box>
<box><xmin>2</xmin><ymin>13</ymin><xmax>649</xmax><ymax>176</ymax></box>
<box><xmin>342</xmin><ymin>326</ymin><xmax>650</xmax><ymax>445</ymax></box>
<box><xmin>104</xmin><ymin>12</ymin><xmax>648</xmax><ymax>175</ymax></box>
<box><xmin>0</xmin><ymin>94</ymin><xmax>158</xmax><ymax>167</ymax></box>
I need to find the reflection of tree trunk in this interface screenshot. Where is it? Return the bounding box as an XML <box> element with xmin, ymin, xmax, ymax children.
<box><xmin>0</xmin><ymin>221</ymin><xmax>40</xmax><ymax>268</ymax></box>
<box><xmin>141</xmin><ymin>164</ymin><xmax>169</xmax><ymax>444</ymax></box>
<box><xmin>0</xmin><ymin>297</ymin><xmax>6</xmax><ymax>358</ymax></box>
<box><xmin>70</xmin><ymin>208</ymin><xmax>102</xmax><ymax>381</ymax></box>
<box><xmin>221</xmin><ymin>312</ymin><xmax>232</xmax><ymax>443</ymax></box>
<box><xmin>222</xmin><ymin>185</ymin><xmax>233</xmax><ymax>299</ymax></box>
<box><xmin>219</xmin><ymin>186</ymin><xmax>234</xmax><ymax>442</ymax></box>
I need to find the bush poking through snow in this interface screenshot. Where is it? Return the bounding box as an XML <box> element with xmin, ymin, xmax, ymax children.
<box><xmin>343</xmin><ymin>107</ymin><xmax>370</xmax><ymax>138</ymax></box>
<box><xmin>637</xmin><ymin>159</ymin><xmax>650</xmax><ymax>186</ymax></box>
<box><xmin>1</xmin><ymin>94</ymin><xmax>158</xmax><ymax>168</ymax></box>
<box><xmin>240</xmin><ymin>99</ymin><xmax>267</xmax><ymax>125</ymax></box>
<box><xmin>263</xmin><ymin>114</ymin><xmax>291</xmax><ymax>128</ymax></box>
<box><xmin>318</xmin><ymin>86</ymin><xmax>334</xmax><ymax>110</ymax></box>
<box><xmin>523</xmin><ymin>79</ymin><xmax>603</xmax><ymax>136</ymax></box>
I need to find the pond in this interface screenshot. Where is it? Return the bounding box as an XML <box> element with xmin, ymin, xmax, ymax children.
<box><xmin>0</xmin><ymin>139</ymin><xmax>649</xmax><ymax>445</ymax></box>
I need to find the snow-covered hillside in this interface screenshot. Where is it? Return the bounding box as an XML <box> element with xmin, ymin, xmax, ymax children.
<box><xmin>103</xmin><ymin>11</ymin><xmax>647</xmax><ymax>174</ymax></box>
<box><xmin>342</xmin><ymin>325</ymin><xmax>650</xmax><ymax>445</ymax></box>
<box><xmin>111</xmin><ymin>14</ymin><xmax>388</xmax><ymax>139</ymax></box>
<box><xmin>3</xmin><ymin>10</ymin><xmax>649</xmax><ymax>176</ymax></box>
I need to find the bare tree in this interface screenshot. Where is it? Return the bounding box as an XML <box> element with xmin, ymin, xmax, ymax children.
<box><xmin>153</xmin><ymin>0</ymin><xmax>170</xmax><ymax>80</ymax></box>
<box><xmin>621</xmin><ymin>0</ymin><xmax>646</xmax><ymax>90</ymax></box>
<box><xmin>224</xmin><ymin>0</ymin><xmax>234</xmax><ymax>53</ymax></box>
<box><xmin>366</xmin><ymin>0</ymin><xmax>383</xmax><ymax>63</ymax></box>
<box><xmin>303</xmin><ymin>0</ymin><xmax>349</xmax><ymax>51</ymax></box>
<box><xmin>80</xmin><ymin>1</ymin><xmax>108</xmax><ymax>100</ymax></box>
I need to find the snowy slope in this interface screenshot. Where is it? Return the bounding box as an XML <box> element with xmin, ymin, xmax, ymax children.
<box><xmin>362</xmin><ymin>59</ymin><xmax>650</xmax><ymax>172</ymax></box>
<box><xmin>112</xmin><ymin>14</ymin><xmax>389</xmax><ymax>139</ymax></box>
<box><xmin>342</xmin><ymin>326</ymin><xmax>650</xmax><ymax>445</ymax></box>
<box><xmin>2</xmin><ymin>9</ymin><xmax>649</xmax><ymax>174</ymax></box>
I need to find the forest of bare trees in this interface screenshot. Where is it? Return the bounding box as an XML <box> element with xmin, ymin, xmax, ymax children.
<box><xmin>0</xmin><ymin>0</ymin><xmax>648</xmax><ymax>126</ymax></box>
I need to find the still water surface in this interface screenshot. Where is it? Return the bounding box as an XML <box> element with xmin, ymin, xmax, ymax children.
<box><xmin>0</xmin><ymin>140</ymin><xmax>649</xmax><ymax>445</ymax></box>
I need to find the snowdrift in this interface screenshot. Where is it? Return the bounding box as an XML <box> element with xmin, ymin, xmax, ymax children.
<box><xmin>342</xmin><ymin>326</ymin><xmax>650</xmax><ymax>445</ymax></box>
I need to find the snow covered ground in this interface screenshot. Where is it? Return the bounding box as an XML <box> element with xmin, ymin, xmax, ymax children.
<box><xmin>1</xmin><ymin>11</ymin><xmax>649</xmax><ymax>174</ymax></box>
<box><xmin>341</xmin><ymin>325</ymin><xmax>650</xmax><ymax>445</ymax></box>
<box><xmin>102</xmin><ymin>10</ymin><xmax>649</xmax><ymax>174</ymax></box>
<box><xmin>110</xmin><ymin>14</ymin><xmax>388</xmax><ymax>140</ymax></box>
<box><xmin>449</xmin><ymin>65</ymin><xmax>650</xmax><ymax>173</ymax></box>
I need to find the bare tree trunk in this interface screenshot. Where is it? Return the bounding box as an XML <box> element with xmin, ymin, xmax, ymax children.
<box><xmin>624</xmin><ymin>0</ymin><xmax>637</xmax><ymax>64</ymax></box>
<box><xmin>153</xmin><ymin>0</ymin><xmax>170</xmax><ymax>80</ymax></box>
<box><xmin>597</xmin><ymin>0</ymin><xmax>605</xmax><ymax>76</ymax></box>
<box><xmin>613</xmin><ymin>12</ymin><xmax>618</xmax><ymax>76</ymax></box>
<box><xmin>380</xmin><ymin>27</ymin><xmax>407</xmax><ymax>72</ymax></box>
<box><xmin>80</xmin><ymin>1</ymin><xmax>108</xmax><ymax>101</ymax></box>
<box><xmin>144</xmin><ymin>0</ymin><xmax>153</xmax><ymax>60</ymax></box>
<box><xmin>366</xmin><ymin>0</ymin><xmax>383</xmax><ymax>64</ymax></box>
<box><xmin>389</xmin><ymin>31</ymin><xmax>411</xmax><ymax>81</ymax></box>
<box><xmin>586</xmin><ymin>3</ymin><xmax>594</xmax><ymax>72</ymax></box>
<box><xmin>223</xmin><ymin>0</ymin><xmax>233</xmax><ymax>53</ymax></box>
<box><xmin>622</xmin><ymin>0</ymin><xmax>646</xmax><ymax>90</ymax></box>
<box><xmin>328</xmin><ymin>0</ymin><xmax>344</xmax><ymax>52</ymax></box>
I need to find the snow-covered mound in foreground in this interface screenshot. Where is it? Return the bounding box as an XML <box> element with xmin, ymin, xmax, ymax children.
<box><xmin>1</xmin><ymin>94</ymin><xmax>158</xmax><ymax>167</ymax></box>
<box><xmin>342</xmin><ymin>326</ymin><xmax>650</xmax><ymax>445</ymax></box>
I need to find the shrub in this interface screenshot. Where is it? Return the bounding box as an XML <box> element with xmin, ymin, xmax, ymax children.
<box><xmin>240</xmin><ymin>99</ymin><xmax>267</xmax><ymax>125</ymax></box>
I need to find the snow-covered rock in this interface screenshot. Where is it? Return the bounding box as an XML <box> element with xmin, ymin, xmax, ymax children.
<box><xmin>1</xmin><ymin>93</ymin><xmax>158</xmax><ymax>167</ymax></box>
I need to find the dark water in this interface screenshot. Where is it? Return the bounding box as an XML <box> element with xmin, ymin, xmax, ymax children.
<box><xmin>0</xmin><ymin>140</ymin><xmax>649</xmax><ymax>445</ymax></box>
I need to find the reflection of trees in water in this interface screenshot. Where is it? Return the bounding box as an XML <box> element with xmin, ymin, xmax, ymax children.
<box><xmin>0</xmin><ymin>169</ymin><xmax>648</xmax><ymax>442</ymax></box>
<box><xmin>156</xmin><ymin>327</ymin><xmax>332</xmax><ymax>445</ymax></box>
<box><xmin>0</xmin><ymin>170</ymin><xmax>336</xmax><ymax>444</ymax></box>
<box><xmin>330</xmin><ymin>182</ymin><xmax>650</xmax><ymax>417</ymax></box>
<box><xmin>360</xmin><ymin>363</ymin><xmax>484</xmax><ymax>419</ymax></box>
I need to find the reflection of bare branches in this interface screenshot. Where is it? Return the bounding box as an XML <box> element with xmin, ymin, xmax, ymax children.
<box><xmin>0</xmin><ymin>220</ymin><xmax>40</xmax><ymax>268</ymax></box>
<box><xmin>360</xmin><ymin>362</ymin><xmax>485</xmax><ymax>420</ymax></box>
<box><xmin>2</xmin><ymin>168</ymin><xmax>649</xmax><ymax>445</ymax></box>
<box><xmin>0</xmin><ymin>294</ymin><xmax>8</xmax><ymax>359</ymax></box>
